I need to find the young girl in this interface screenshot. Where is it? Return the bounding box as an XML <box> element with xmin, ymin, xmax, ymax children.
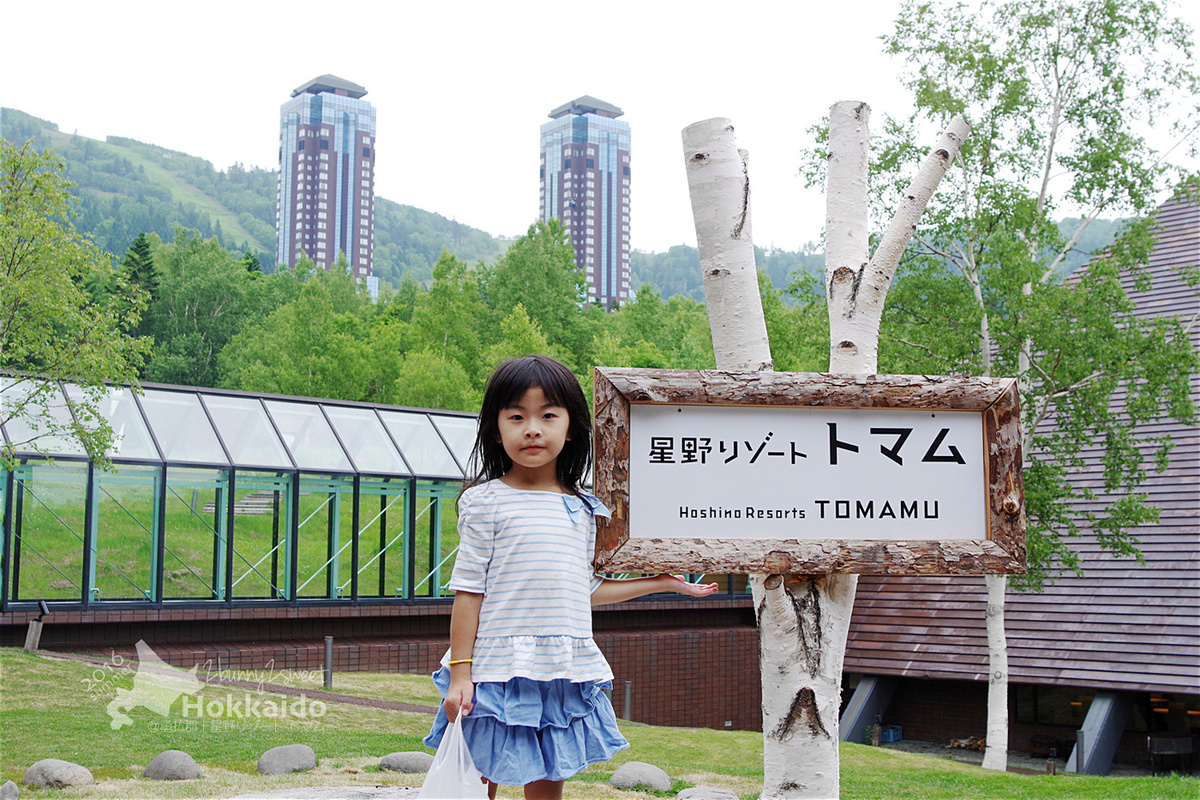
<box><xmin>423</xmin><ymin>355</ymin><xmax>718</xmax><ymax>800</ymax></box>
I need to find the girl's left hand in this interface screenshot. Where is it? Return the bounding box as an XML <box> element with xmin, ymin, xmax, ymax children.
<box><xmin>660</xmin><ymin>574</ymin><xmax>720</xmax><ymax>597</ymax></box>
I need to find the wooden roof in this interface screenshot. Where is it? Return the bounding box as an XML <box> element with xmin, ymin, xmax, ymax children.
<box><xmin>845</xmin><ymin>189</ymin><xmax>1200</xmax><ymax>694</ymax></box>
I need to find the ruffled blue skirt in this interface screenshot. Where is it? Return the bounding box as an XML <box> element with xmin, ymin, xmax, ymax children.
<box><xmin>423</xmin><ymin>667</ymin><xmax>629</xmax><ymax>785</ymax></box>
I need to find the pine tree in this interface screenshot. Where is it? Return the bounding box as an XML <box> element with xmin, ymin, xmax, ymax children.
<box><xmin>121</xmin><ymin>232</ymin><xmax>159</xmax><ymax>301</ymax></box>
<box><xmin>240</xmin><ymin>250</ymin><xmax>262</xmax><ymax>275</ymax></box>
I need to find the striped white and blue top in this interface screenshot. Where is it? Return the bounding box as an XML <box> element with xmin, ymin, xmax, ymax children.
<box><xmin>446</xmin><ymin>479</ymin><xmax>613</xmax><ymax>683</ymax></box>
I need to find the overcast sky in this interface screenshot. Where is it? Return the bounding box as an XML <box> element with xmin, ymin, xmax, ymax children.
<box><xmin>3</xmin><ymin>1</ymin><xmax>1197</xmax><ymax>254</ymax></box>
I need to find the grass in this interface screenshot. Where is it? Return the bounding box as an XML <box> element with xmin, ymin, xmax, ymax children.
<box><xmin>187</xmin><ymin>665</ymin><xmax>445</xmax><ymax>711</ymax></box>
<box><xmin>2</xmin><ymin>648</ymin><xmax>1197</xmax><ymax>799</ymax></box>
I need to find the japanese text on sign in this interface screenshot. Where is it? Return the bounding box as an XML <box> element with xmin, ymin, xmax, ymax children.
<box><xmin>628</xmin><ymin>404</ymin><xmax>986</xmax><ymax>540</ymax></box>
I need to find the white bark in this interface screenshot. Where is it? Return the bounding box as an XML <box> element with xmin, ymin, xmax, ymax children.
<box><xmin>682</xmin><ymin>118</ymin><xmax>773</xmax><ymax>371</ymax></box>
<box><xmin>825</xmin><ymin>101</ymin><xmax>871</xmax><ymax>288</ymax></box>
<box><xmin>752</xmin><ymin>574</ymin><xmax>858</xmax><ymax>799</ymax></box>
<box><xmin>981</xmin><ymin>573</ymin><xmax>1010</xmax><ymax>771</ymax></box>
<box><xmin>827</xmin><ymin>116</ymin><xmax>970</xmax><ymax>373</ymax></box>
<box><xmin>685</xmin><ymin>118</ymin><xmax>844</xmax><ymax>800</ymax></box>
<box><xmin>682</xmin><ymin>110</ymin><xmax>967</xmax><ymax>800</ymax></box>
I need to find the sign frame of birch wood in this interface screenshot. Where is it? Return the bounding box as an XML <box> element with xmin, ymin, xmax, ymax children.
<box><xmin>593</xmin><ymin>366</ymin><xmax>1026</xmax><ymax>575</ymax></box>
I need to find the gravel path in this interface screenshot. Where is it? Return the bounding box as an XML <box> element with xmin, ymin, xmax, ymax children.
<box><xmin>225</xmin><ymin>788</ymin><xmax>420</xmax><ymax>799</ymax></box>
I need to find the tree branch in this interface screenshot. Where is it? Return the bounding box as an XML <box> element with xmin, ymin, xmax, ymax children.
<box><xmin>867</xmin><ymin>117</ymin><xmax>971</xmax><ymax>287</ymax></box>
<box><xmin>828</xmin><ymin>116</ymin><xmax>970</xmax><ymax>373</ymax></box>
<box><xmin>1043</xmin><ymin>208</ymin><xmax>1103</xmax><ymax>283</ymax></box>
<box><xmin>893</xmin><ymin>337</ymin><xmax>965</xmax><ymax>366</ymax></box>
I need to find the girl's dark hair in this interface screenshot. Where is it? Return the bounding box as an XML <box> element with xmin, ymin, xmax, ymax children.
<box><xmin>466</xmin><ymin>355</ymin><xmax>592</xmax><ymax>494</ymax></box>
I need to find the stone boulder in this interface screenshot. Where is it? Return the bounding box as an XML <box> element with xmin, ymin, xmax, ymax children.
<box><xmin>677</xmin><ymin>788</ymin><xmax>739</xmax><ymax>800</ymax></box>
<box><xmin>22</xmin><ymin>759</ymin><xmax>93</xmax><ymax>788</ymax></box>
<box><xmin>256</xmin><ymin>744</ymin><xmax>316</xmax><ymax>775</ymax></box>
<box><xmin>143</xmin><ymin>750</ymin><xmax>203</xmax><ymax>780</ymax></box>
<box><xmin>610</xmin><ymin>761</ymin><xmax>671</xmax><ymax>792</ymax></box>
<box><xmin>380</xmin><ymin>751</ymin><xmax>435</xmax><ymax>773</ymax></box>
<box><xmin>1</xmin><ymin>779</ymin><xmax>18</xmax><ymax>799</ymax></box>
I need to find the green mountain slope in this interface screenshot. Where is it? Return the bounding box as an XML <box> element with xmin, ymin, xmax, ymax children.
<box><xmin>1</xmin><ymin>107</ymin><xmax>504</xmax><ymax>283</ymax></box>
<box><xmin>3</xmin><ymin>106</ymin><xmax>1117</xmax><ymax>298</ymax></box>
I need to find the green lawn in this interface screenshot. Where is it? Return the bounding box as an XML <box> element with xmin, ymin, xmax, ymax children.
<box><xmin>2</xmin><ymin>648</ymin><xmax>1196</xmax><ymax>799</ymax></box>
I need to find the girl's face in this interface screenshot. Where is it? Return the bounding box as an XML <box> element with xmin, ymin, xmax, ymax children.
<box><xmin>497</xmin><ymin>385</ymin><xmax>571</xmax><ymax>483</ymax></box>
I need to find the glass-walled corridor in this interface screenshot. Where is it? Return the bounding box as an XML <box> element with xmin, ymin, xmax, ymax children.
<box><xmin>0</xmin><ymin>378</ymin><xmax>474</xmax><ymax>609</ymax></box>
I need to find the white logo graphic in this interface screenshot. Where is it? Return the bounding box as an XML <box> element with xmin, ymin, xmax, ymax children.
<box><xmin>101</xmin><ymin>640</ymin><xmax>327</xmax><ymax>729</ymax></box>
<box><xmin>106</xmin><ymin>639</ymin><xmax>203</xmax><ymax>730</ymax></box>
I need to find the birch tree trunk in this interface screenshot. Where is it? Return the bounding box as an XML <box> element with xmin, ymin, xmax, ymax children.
<box><xmin>976</xmin><ymin>277</ymin><xmax>1039</xmax><ymax>771</ymax></box>
<box><xmin>682</xmin><ymin>118</ymin><xmax>772</xmax><ymax>371</ymax></box>
<box><xmin>683</xmin><ymin>108</ymin><xmax>968</xmax><ymax>800</ymax></box>
<box><xmin>685</xmin><ymin>117</ymin><xmax>843</xmax><ymax>797</ymax></box>
<box><xmin>981</xmin><ymin>573</ymin><xmax>1010</xmax><ymax>770</ymax></box>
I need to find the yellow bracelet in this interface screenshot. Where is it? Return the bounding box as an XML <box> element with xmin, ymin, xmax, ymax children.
<box><xmin>447</xmin><ymin>658</ymin><xmax>473</xmax><ymax>666</ymax></box>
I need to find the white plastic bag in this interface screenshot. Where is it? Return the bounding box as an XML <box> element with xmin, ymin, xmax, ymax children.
<box><xmin>418</xmin><ymin>710</ymin><xmax>488</xmax><ymax>799</ymax></box>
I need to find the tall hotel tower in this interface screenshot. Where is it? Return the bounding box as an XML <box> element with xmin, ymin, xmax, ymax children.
<box><xmin>539</xmin><ymin>96</ymin><xmax>630</xmax><ymax>309</ymax></box>
<box><xmin>277</xmin><ymin>74</ymin><xmax>377</xmax><ymax>290</ymax></box>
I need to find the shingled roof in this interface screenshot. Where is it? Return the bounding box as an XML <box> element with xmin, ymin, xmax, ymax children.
<box><xmin>844</xmin><ymin>189</ymin><xmax>1200</xmax><ymax>694</ymax></box>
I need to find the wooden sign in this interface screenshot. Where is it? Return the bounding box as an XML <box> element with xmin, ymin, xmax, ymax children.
<box><xmin>593</xmin><ymin>368</ymin><xmax>1025</xmax><ymax>575</ymax></box>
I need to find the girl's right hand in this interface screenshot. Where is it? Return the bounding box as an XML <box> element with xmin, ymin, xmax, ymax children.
<box><xmin>444</xmin><ymin>677</ymin><xmax>475</xmax><ymax>721</ymax></box>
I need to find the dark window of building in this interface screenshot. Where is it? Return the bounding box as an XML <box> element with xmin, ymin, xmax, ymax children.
<box><xmin>586</xmin><ymin>158</ymin><xmax>595</xmax><ymax>169</ymax></box>
<box><xmin>540</xmin><ymin>168</ymin><xmax>544</xmax><ymax>179</ymax></box>
<box><xmin>623</xmin><ymin>166</ymin><xmax>631</xmax><ymax>176</ymax></box>
<box><xmin>564</xmin><ymin>159</ymin><xmax>572</xmax><ymax>169</ymax></box>
<box><xmin>320</xmin><ymin>140</ymin><xmax>329</xmax><ymax>150</ymax></box>
<box><xmin>298</xmin><ymin>141</ymin><xmax>306</xmax><ymax>151</ymax></box>
<box><xmin>362</xmin><ymin>147</ymin><xmax>372</xmax><ymax>157</ymax></box>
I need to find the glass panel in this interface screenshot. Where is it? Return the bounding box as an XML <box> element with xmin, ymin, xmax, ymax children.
<box><xmin>294</xmin><ymin>474</ymin><xmax>354</xmax><ymax>599</ymax></box>
<box><xmin>324</xmin><ymin>406</ymin><xmax>409</xmax><ymax>476</ymax></box>
<box><xmin>229</xmin><ymin>471</ymin><xmax>292</xmax><ymax>600</ymax></box>
<box><xmin>264</xmin><ymin>401</ymin><xmax>352</xmax><ymax>472</ymax></box>
<box><xmin>93</xmin><ymin>465</ymin><xmax>156</xmax><ymax>600</ymax></box>
<box><xmin>64</xmin><ymin>384</ymin><xmax>158</xmax><ymax>461</ymax></box>
<box><xmin>414</xmin><ymin>480</ymin><xmax>462</xmax><ymax>599</ymax></box>
<box><xmin>201</xmin><ymin>395</ymin><xmax>292</xmax><ymax>469</ymax></box>
<box><xmin>0</xmin><ymin>468</ymin><xmax>6</xmax><ymax>565</ymax></box>
<box><xmin>355</xmin><ymin>478</ymin><xmax>408</xmax><ymax>598</ymax></box>
<box><xmin>10</xmin><ymin>461</ymin><xmax>87</xmax><ymax>601</ymax></box>
<box><xmin>138</xmin><ymin>390</ymin><xmax>228</xmax><ymax>465</ymax></box>
<box><xmin>1</xmin><ymin>378</ymin><xmax>85</xmax><ymax>456</ymax></box>
<box><xmin>430</xmin><ymin>415</ymin><xmax>477</xmax><ymax>472</ymax></box>
<box><xmin>161</xmin><ymin>468</ymin><xmax>228</xmax><ymax>600</ymax></box>
<box><xmin>379</xmin><ymin>411</ymin><xmax>461</xmax><ymax>478</ymax></box>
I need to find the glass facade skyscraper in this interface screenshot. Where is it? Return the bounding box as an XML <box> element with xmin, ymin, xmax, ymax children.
<box><xmin>277</xmin><ymin>75</ymin><xmax>376</xmax><ymax>290</ymax></box>
<box><xmin>539</xmin><ymin>96</ymin><xmax>631</xmax><ymax>309</ymax></box>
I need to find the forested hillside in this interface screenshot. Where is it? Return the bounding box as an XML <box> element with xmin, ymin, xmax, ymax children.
<box><xmin>629</xmin><ymin>219</ymin><xmax>1113</xmax><ymax>303</ymax></box>
<box><xmin>632</xmin><ymin>244</ymin><xmax>825</xmax><ymax>300</ymax></box>
<box><xmin>0</xmin><ymin>108</ymin><xmax>504</xmax><ymax>284</ymax></box>
<box><xmin>2</xmin><ymin>106</ymin><xmax>1119</xmax><ymax>299</ymax></box>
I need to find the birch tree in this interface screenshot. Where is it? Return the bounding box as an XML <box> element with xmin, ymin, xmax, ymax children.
<box><xmin>683</xmin><ymin>108</ymin><xmax>966</xmax><ymax>799</ymax></box>
<box><xmin>0</xmin><ymin>141</ymin><xmax>148</xmax><ymax>468</ymax></box>
<box><xmin>834</xmin><ymin>0</ymin><xmax>1199</xmax><ymax>771</ymax></box>
<box><xmin>870</xmin><ymin>0</ymin><xmax>1199</xmax><ymax>587</ymax></box>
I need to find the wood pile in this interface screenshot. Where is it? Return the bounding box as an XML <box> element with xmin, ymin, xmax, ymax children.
<box><xmin>947</xmin><ymin>736</ymin><xmax>986</xmax><ymax>751</ymax></box>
